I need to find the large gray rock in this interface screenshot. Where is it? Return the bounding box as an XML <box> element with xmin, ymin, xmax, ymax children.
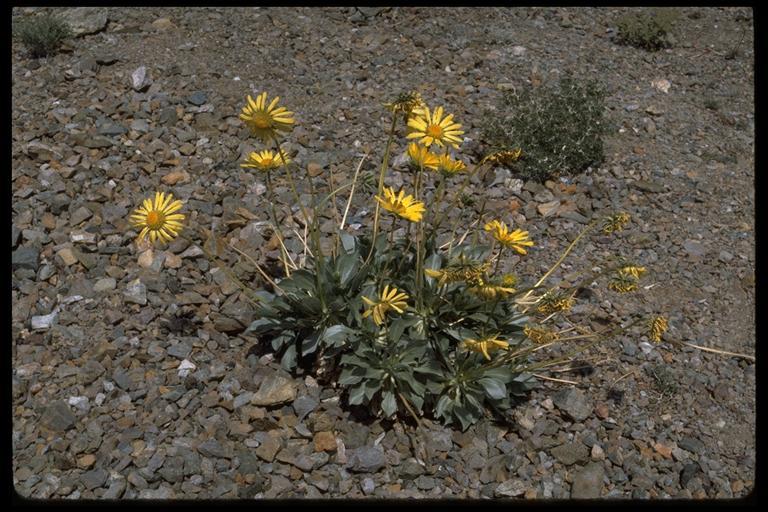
<box><xmin>550</xmin><ymin>442</ymin><xmax>589</xmax><ymax>466</ymax></box>
<box><xmin>571</xmin><ymin>462</ymin><xmax>605</xmax><ymax>498</ymax></box>
<box><xmin>12</xmin><ymin>246</ymin><xmax>39</xmax><ymax>272</ymax></box>
<box><xmin>41</xmin><ymin>401</ymin><xmax>76</xmax><ymax>431</ymax></box>
<box><xmin>60</xmin><ymin>8</ymin><xmax>108</xmax><ymax>36</ymax></box>
<box><xmin>346</xmin><ymin>446</ymin><xmax>386</xmax><ymax>473</ymax></box>
<box><xmin>552</xmin><ymin>387</ymin><xmax>593</xmax><ymax>422</ymax></box>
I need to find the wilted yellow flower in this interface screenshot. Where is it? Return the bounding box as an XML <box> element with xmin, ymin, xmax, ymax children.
<box><xmin>480</xmin><ymin>149</ymin><xmax>523</xmax><ymax>166</ymax></box>
<box><xmin>463</xmin><ymin>335</ymin><xmax>509</xmax><ymax>361</ymax></box>
<box><xmin>618</xmin><ymin>265</ymin><xmax>646</xmax><ymax>279</ymax></box>
<box><xmin>649</xmin><ymin>316</ymin><xmax>669</xmax><ymax>343</ymax></box>
<box><xmin>608</xmin><ymin>274</ymin><xmax>638</xmax><ymax>293</ymax></box>
<box><xmin>362</xmin><ymin>285</ymin><xmax>410</xmax><ymax>326</ymax></box>
<box><xmin>130</xmin><ymin>191</ymin><xmax>185</xmax><ymax>244</ymax></box>
<box><xmin>406</xmin><ymin>143</ymin><xmax>439</xmax><ymax>171</ymax></box>
<box><xmin>602</xmin><ymin>212</ymin><xmax>631</xmax><ymax>234</ymax></box>
<box><xmin>536</xmin><ymin>290</ymin><xmax>575</xmax><ymax>315</ymax></box>
<box><xmin>484</xmin><ymin>220</ymin><xmax>535</xmax><ymax>255</ymax></box>
<box><xmin>501</xmin><ymin>274</ymin><xmax>518</xmax><ymax>288</ymax></box>
<box><xmin>425</xmin><ymin>261</ymin><xmax>489</xmax><ymax>286</ymax></box>
<box><xmin>407</xmin><ymin>105</ymin><xmax>464</xmax><ymax>149</ymax></box>
<box><xmin>375</xmin><ymin>187</ymin><xmax>426</xmax><ymax>223</ymax></box>
<box><xmin>523</xmin><ymin>325</ymin><xmax>560</xmax><ymax>344</ymax></box>
<box><xmin>384</xmin><ymin>91</ymin><xmax>426</xmax><ymax>120</ymax></box>
<box><xmin>466</xmin><ymin>277</ymin><xmax>516</xmax><ymax>300</ymax></box>
<box><xmin>239</xmin><ymin>92</ymin><xmax>295</xmax><ymax>142</ymax></box>
<box><xmin>240</xmin><ymin>149</ymin><xmax>291</xmax><ymax>172</ymax></box>
<box><xmin>435</xmin><ymin>153</ymin><xmax>467</xmax><ymax>176</ymax></box>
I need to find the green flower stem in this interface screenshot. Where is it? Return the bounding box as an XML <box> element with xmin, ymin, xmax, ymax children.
<box><xmin>365</xmin><ymin>113</ymin><xmax>399</xmax><ymax>265</ymax></box>
<box><xmin>518</xmin><ymin>218</ymin><xmax>599</xmax><ymax>305</ymax></box>
<box><xmin>427</xmin><ymin>173</ymin><xmax>448</xmax><ymax>241</ymax></box>
<box><xmin>265</xmin><ymin>170</ymin><xmax>291</xmax><ymax>277</ymax></box>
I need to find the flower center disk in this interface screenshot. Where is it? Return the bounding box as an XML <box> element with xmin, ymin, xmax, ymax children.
<box><xmin>146</xmin><ymin>211</ymin><xmax>165</xmax><ymax>230</ymax></box>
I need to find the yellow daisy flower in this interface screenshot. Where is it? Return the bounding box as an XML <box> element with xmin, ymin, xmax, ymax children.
<box><xmin>406</xmin><ymin>105</ymin><xmax>464</xmax><ymax>149</ymax></box>
<box><xmin>240</xmin><ymin>149</ymin><xmax>291</xmax><ymax>172</ymax></box>
<box><xmin>484</xmin><ymin>220</ymin><xmax>535</xmax><ymax>255</ymax></box>
<box><xmin>375</xmin><ymin>187</ymin><xmax>426</xmax><ymax>223</ymax></box>
<box><xmin>130</xmin><ymin>191</ymin><xmax>185</xmax><ymax>244</ymax></box>
<box><xmin>463</xmin><ymin>335</ymin><xmax>509</xmax><ymax>361</ymax></box>
<box><xmin>362</xmin><ymin>285</ymin><xmax>410</xmax><ymax>326</ymax></box>
<box><xmin>239</xmin><ymin>92</ymin><xmax>295</xmax><ymax>142</ymax></box>
<box><xmin>406</xmin><ymin>142</ymin><xmax>439</xmax><ymax>171</ymax></box>
<box><xmin>435</xmin><ymin>153</ymin><xmax>467</xmax><ymax>176</ymax></box>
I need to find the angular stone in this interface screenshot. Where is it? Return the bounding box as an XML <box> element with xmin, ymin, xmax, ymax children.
<box><xmin>537</xmin><ymin>199</ymin><xmax>561</xmax><ymax>218</ymax></box>
<box><xmin>313</xmin><ymin>432</ymin><xmax>337</xmax><ymax>453</ymax></box>
<box><xmin>13</xmin><ymin>246</ymin><xmax>40</xmax><ymax>271</ymax></box>
<box><xmin>124</xmin><ymin>279</ymin><xmax>147</xmax><ymax>305</ymax></box>
<box><xmin>346</xmin><ymin>446</ymin><xmax>386</xmax><ymax>473</ymax></box>
<box><xmin>678</xmin><ymin>437</ymin><xmax>705</xmax><ymax>454</ymax></box>
<box><xmin>683</xmin><ymin>240</ymin><xmax>706</xmax><ymax>258</ymax></box>
<box><xmin>60</xmin><ymin>7</ymin><xmax>108</xmax><ymax>36</ymax></box>
<box><xmin>31</xmin><ymin>311</ymin><xmax>58</xmax><ymax>330</ymax></box>
<box><xmin>571</xmin><ymin>462</ymin><xmax>605</xmax><ymax>498</ymax></box>
<box><xmin>131</xmin><ymin>66</ymin><xmax>151</xmax><ymax>92</ymax></box>
<box><xmin>41</xmin><ymin>401</ymin><xmax>76</xmax><ymax>432</ymax></box>
<box><xmin>81</xmin><ymin>468</ymin><xmax>108</xmax><ymax>489</ymax></box>
<box><xmin>254</xmin><ymin>433</ymin><xmax>282</xmax><ymax>462</ymax></box>
<box><xmin>495</xmin><ymin>479</ymin><xmax>528</xmax><ymax>497</ymax></box>
<box><xmin>552</xmin><ymin>388</ymin><xmax>593</xmax><ymax>421</ymax></box>
<box><xmin>251</xmin><ymin>372</ymin><xmax>296</xmax><ymax>406</ymax></box>
<box><xmin>550</xmin><ymin>442</ymin><xmax>589</xmax><ymax>466</ymax></box>
<box><xmin>197</xmin><ymin>439</ymin><xmax>228</xmax><ymax>459</ymax></box>
<box><xmin>188</xmin><ymin>91</ymin><xmax>208</xmax><ymax>106</ymax></box>
<box><xmin>94</xmin><ymin>278</ymin><xmax>117</xmax><ymax>293</ymax></box>
<box><xmin>167</xmin><ymin>341</ymin><xmax>192</xmax><ymax>359</ymax></box>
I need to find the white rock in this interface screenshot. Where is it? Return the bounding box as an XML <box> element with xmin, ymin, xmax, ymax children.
<box><xmin>31</xmin><ymin>311</ymin><xmax>57</xmax><ymax>330</ymax></box>
<box><xmin>68</xmin><ymin>396</ymin><xmax>90</xmax><ymax>411</ymax></box>
<box><xmin>177</xmin><ymin>359</ymin><xmax>196</xmax><ymax>377</ymax></box>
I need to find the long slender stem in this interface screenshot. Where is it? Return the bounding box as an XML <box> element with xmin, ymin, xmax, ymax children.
<box><xmin>365</xmin><ymin>114</ymin><xmax>399</xmax><ymax>265</ymax></box>
<box><xmin>519</xmin><ymin>218</ymin><xmax>598</xmax><ymax>304</ymax></box>
<box><xmin>265</xmin><ymin>171</ymin><xmax>291</xmax><ymax>277</ymax></box>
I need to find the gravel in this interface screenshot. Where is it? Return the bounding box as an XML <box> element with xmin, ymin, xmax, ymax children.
<box><xmin>11</xmin><ymin>6</ymin><xmax>754</xmax><ymax>500</ymax></box>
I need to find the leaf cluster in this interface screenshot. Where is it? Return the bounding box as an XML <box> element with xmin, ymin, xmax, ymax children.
<box><xmin>13</xmin><ymin>14</ymin><xmax>72</xmax><ymax>59</ymax></box>
<box><xmin>247</xmin><ymin>233</ymin><xmax>538</xmax><ymax>429</ymax></box>
<box><xmin>481</xmin><ymin>76</ymin><xmax>609</xmax><ymax>183</ymax></box>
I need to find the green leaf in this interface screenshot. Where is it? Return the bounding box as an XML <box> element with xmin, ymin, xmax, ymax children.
<box><xmin>340</xmin><ymin>232</ymin><xmax>356</xmax><ymax>254</ymax></box>
<box><xmin>435</xmin><ymin>394</ymin><xmax>453</xmax><ymax>418</ymax></box>
<box><xmin>338</xmin><ymin>368</ymin><xmax>363</xmax><ymax>386</ymax></box>
<box><xmin>363</xmin><ymin>380</ymin><xmax>382</xmax><ymax>400</ymax></box>
<box><xmin>245</xmin><ymin>318</ymin><xmax>276</xmax><ymax>335</ymax></box>
<box><xmin>478</xmin><ymin>377</ymin><xmax>507</xmax><ymax>400</ymax></box>
<box><xmin>348</xmin><ymin>384</ymin><xmax>366</xmax><ymax>405</ymax></box>
<box><xmin>280</xmin><ymin>344</ymin><xmax>297</xmax><ymax>370</ymax></box>
<box><xmin>336</xmin><ymin>252</ymin><xmax>360</xmax><ymax>287</ymax></box>
<box><xmin>381</xmin><ymin>391</ymin><xmax>397</xmax><ymax>417</ymax></box>
<box><xmin>322</xmin><ymin>324</ymin><xmax>355</xmax><ymax>348</ymax></box>
<box><xmin>301</xmin><ymin>331</ymin><xmax>321</xmax><ymax>356</ymax></box>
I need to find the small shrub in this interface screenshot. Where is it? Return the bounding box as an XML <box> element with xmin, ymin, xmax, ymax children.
<box><xmin>615</xmin><ymin>9</ymin><xmax>678</xmax><ymax>51</ymax></box>
<box><xmin>13</xmin><ymin>14</ymin><xmax>72</xmax><ymax>58</ymax></box>
<box><xmin>481</xmin><ymin>76</ymin><xmax>608</xmax><ymax>182</ymax></box>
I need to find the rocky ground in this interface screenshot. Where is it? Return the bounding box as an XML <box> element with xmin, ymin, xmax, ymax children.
<box><xmin>12</xmin><ymin>7</ymin><xmax>754</xmax><ymax>499</ymax></box>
